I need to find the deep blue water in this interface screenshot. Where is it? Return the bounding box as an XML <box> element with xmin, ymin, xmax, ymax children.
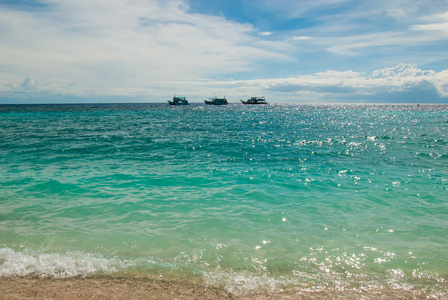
<box><xmin>1</xmin><ymin>103</ymin><xmax>447</xmax><ymax>297</ymax></box>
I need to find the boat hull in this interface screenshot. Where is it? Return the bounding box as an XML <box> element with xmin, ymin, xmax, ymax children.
<box><xmin>205</xmin><ymin>101</ymin><xmax>227</xmax><ymax>105</ymax></box>
<box><xmin>168</xmin><ymin>100</ymin><xmax>188</xmax><ymax>105</ymax></box>
<box><xmin>204</xmin><ymin>98</ymin><xmax>228</xmax><ymax>105</ymax></box>
<box><xmin>240</xmin><ymin>100</ymin><xmax>267</xmax><ymax>104</ymax></box>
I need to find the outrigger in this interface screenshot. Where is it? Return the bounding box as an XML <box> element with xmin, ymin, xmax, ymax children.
<box><xmin>204</xmin><ymin>97</ymin><xmax>228</xmax><ymax>105</ymax></box>
<box><xmin>240</xmin><ymin>97</ymin><xmax>267</xmax><ymax>104</ymax></box>
<box><xmin>168</xmin><ymin>96</ymin><xmax>189</xmax><ymax>105</ymax></box>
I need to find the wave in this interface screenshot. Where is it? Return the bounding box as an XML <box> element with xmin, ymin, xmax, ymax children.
<box><xmin>0</xmin><ymin>247</ymin><xmax>125</xmax><ymax>278</ymax></box>
<box><xmin>1</xmin><ymin>247</ymin><xmax>447</xmax><ymax>298</ymax></box>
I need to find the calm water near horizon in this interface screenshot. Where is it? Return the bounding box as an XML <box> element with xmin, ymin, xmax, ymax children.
<box><xmin>1</xmin><ymin>103</ymin><xmax>447</xmax><ymax>297</ymax></box>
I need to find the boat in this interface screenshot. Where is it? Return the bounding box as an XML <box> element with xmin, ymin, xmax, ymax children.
<box><xmin>204</xmin><ymin>97</ymin><xmax>228</xmax><ymax>105</ymax></box>
<box><xmin>240</xmin><ymin>97</ymin><xmax>267</xmax><ymax>104</ymax></box>
<box><xmin>168</xmin><ymin>96</ymin><xmax>189</xmax><ymax>105</ymax></box>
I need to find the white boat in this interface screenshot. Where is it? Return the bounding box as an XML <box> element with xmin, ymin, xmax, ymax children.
<box><xmin>204</xmin><ymin>97</ymin><xmax>228</xmax><ymax>105</ymax></box>
<box><xmin>240</xmin><ymin>97</ymin><xmax>267</xmax><ymax>104</ymax></box>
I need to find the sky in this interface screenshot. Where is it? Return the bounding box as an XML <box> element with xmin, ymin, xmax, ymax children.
<box><xmin>1</xmin><ymin>0</ymin><xmax>448</xmax><ymax>103</ymax></box>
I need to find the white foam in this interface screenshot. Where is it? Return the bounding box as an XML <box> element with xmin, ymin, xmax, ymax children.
<box><xmin>0</xmin><ymin>247</ymin><xmax>123</xmax><ymax>278</ymax></box>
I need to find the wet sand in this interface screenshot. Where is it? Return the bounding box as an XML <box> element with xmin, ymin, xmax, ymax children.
<box><xmin>0</xmin><ymin>276</ymin><xmax>234</xmax><ymax>300</ymax></box>
<box><xmin>0</xmin><ymin>276</ymin><xmax>429</xmax><ymax>300</ymax></box>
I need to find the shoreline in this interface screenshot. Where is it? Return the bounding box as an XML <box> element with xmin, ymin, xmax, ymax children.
<box><xmin>0</xmin><ymin>276</ymin><xmax>233</xmax><ymax>300</ymax></box>
<box><xmin>0</xmin><ymin>276</ymin><xmax>433</xmax><ymax>299</ymax></box>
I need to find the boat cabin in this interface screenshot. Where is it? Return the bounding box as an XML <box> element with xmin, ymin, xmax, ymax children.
<box><xmin>168</xmin><ymin>96</ymin><xmax>189</xmax><ymax>105</ymax></box>
<box><xmin>204</xmin><ymin>97</ymin><xmax>228</xmax><ymax>105</ymax></box>
<box><xmin>241</xmin><ymin>97</ymin><xmax>267</xmax><ymax>104</ymax></box>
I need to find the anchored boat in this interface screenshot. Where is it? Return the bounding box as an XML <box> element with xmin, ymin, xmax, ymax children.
<box><xmin>204</xmin><ymin>97</ymin><xmax>228</xmax><ymax>105</ymax></box>
<box><xmin>240</xmin><ymin>97</ymin><xmax>267</xmax><ymax>104</ymax></box>
<box><xmin>168</xmin><ymin>96</ymin><xmax>189</xmax><ymax>105</ymax></box>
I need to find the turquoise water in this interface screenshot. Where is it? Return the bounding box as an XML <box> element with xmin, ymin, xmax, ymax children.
<box><xmin>1</xmin><ymin>103</ymin><xmax>447</xmax><ymax>297</ymax></box>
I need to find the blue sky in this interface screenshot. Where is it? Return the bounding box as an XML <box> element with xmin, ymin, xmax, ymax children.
<box><xmin>1</xmin><ymin>0</ymin><xmax>448</xmax><ymax>103</ymax></box>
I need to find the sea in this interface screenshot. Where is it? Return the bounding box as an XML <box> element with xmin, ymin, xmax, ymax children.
<box><xmin>0</xmin><ymin>103</ymin><xmax>447</xmax><ymax>298</ymax></box>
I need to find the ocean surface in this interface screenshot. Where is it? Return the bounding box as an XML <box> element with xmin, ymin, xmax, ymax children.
<box><xmin>1</xmin><ymin>103</ymin><xmax>447</xmax><ymax>297</ymax></box>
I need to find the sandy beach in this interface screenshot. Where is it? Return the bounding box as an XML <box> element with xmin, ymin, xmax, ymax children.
<box><xmin>0</xmin><ymin>276</ymin><xmax>430</xmax><ymax>300</ymax></box>
<box><xmin>0</xmin><ymin>276</ymin><xmax>235</xmax><ymax>300</ymax></box>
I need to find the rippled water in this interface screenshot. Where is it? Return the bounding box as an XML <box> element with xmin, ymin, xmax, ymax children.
<box><xmin>1</xmin><ymin>103</ymin><xmax>447</xmax><ymax>297</ymax></box>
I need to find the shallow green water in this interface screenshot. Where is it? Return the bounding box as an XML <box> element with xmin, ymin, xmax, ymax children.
<box><xmin>1</xmin><ymin>103</ymin><xmax>447</xmax><ymax>296</ymax></box>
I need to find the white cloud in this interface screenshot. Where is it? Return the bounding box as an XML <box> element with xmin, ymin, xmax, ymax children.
<box><xmin>371</xmin><ymin>64</ymin><xmax>436</xmax><ymax>79</ymax></box>
<box><xmin>266</xmin><ymin>2</ymin><xmax>448</xmax><ymax>57</ymax></box>
<box><xmin>1</xmin><ymin>0</ymin><xmax>447</xmax><ymax>103</ymax></box>
<box><xmin>411</xmin><ymin>11</ymin><xmax>448</xmax><ymax>35</ymax></box>
<box><xmin>0</xmin><ymin>0</ymin><xmax>289</xmax><ymax>98</ymax></box>
<box><xmin>433</xmin><ymin>70</ymin><xmax>448</xmax><ymax>97</ymax></box>
<box><xmin>261</xmin><ymin>0</ymin><xmax>354</xmax><ymax>19</ymax></box>
<box><xmin>268</xmin><ymin>64</ymin><xmax>448</xmax><ymax>99</ymax></box>
<box><xmin>292</xmin><ymin>36</ymin><xmax>311</xmax><ymax>41</ymax></box>
<box><xmin>3</xmin><ymin>61</ymin><xmax>447</xmax><ymax>103</ymax></box>
<box><xmin>20</xmin><ymin>76</ymin><xmax>37</xmax><ymax>90</ymax></box>
<box><xmin>192</xmin><ymin>64</ymin><xmax>448</xmax><ymax>102</ymax></box>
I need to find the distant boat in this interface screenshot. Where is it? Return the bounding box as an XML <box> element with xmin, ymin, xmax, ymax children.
<box><xmin>168</xmin><ymin>96</ymin><xmax>189</xmax><ymax>105</ymax></box>
<box><xmin>241</xmin><ymin>97</ymin><xmax>267</xmax><ymax>104</ymax></box>
<box><xmin>204</xmin><ymin>97</ymin><xmax>228</xmax><ymax>105</ymax></box>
